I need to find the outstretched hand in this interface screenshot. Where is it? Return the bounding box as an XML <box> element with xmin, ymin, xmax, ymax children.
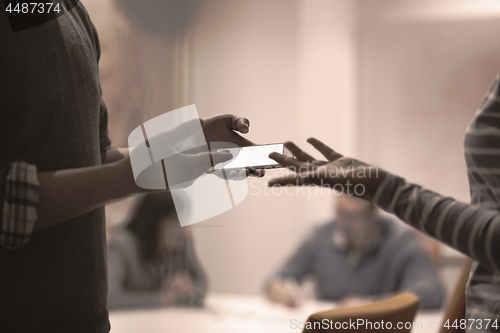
<box><xmin>267</xmin><ymin>138</ymin><xmax>387</xmax><ymax>200</ymax></box>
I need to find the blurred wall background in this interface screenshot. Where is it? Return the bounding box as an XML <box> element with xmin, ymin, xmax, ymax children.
<box><xmin>357</xmin><ymin>0</ymin><xmax>500</xmax><ymax>296</ymax></box>
<box><xmin>82</xmin><ymin>0</ymin><xmax>500</xmax><ymax>296</ymax></box>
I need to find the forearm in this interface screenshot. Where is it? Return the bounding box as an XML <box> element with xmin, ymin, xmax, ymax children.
<box><xmin>35</xmin><ymin>157</ymin><xmax>140</xmax><ymax>230</ymax></box>
<box><xmin>373</xmin><ymin>174</ymin><xmax>500</xmax><ymax>270</ymax></box>
<box><xmin>266</xmin><ymin>278</ymin><xmax>302</xmax><ymax>306</ymax></box>
<box><xmin>104</xmin><ymin>148</ymin><xmax>129</xmax><ymax>164</ymax></box>
<box><xmin>266</xmin><ymin>279</ymin><xmax>290</xmax><ymax>302</ymax></box>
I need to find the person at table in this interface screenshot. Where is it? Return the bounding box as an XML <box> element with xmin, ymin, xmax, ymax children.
<box><xmin>107</xmin><ymin>192</ymin><xmax>207</xmax><ymax>309</ymax></box>
<box><xmin>268</xmin><ymin>74</ymin><xmax>500</xmax><ymax>333</ymax></box>
<box><xmin>265</xmin><ymin>194</ymin><xmax>445</xmax><ymax>309</ymax></box>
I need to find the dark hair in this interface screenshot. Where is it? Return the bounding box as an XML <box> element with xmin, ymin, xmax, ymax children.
<box><xmin>123</xmin><ymin>192</ymin><xmax>206</xmax><ymax>296</ymax></box>
<box><xmin>125</xmin><ymin>191</ymin><xmax>179</xmax><ymax>261</ymax></box>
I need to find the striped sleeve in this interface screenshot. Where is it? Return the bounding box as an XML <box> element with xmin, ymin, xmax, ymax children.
<box><xmin>1</xmin><ymin>161</ymin><xmax>40</xmax><ymax>249</ymax></box>
<box><xmin>373</xmin><ymin>174</ymin><xmax>500</xmax><ymax>271</ymax></box>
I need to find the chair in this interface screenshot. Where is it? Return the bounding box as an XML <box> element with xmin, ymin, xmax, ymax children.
<box><xmin>302</xmin><ymin>292</ymin><xmax>420</xmax><ymax>333</ymax></box>
<box><xmin>438</xmin><ymin>258</ymin><xmax>473</xmax><ymax>333</ymax></box>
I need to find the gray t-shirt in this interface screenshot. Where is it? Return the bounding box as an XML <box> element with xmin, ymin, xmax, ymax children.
<box><xmin>0</xmin><ymin>2</ymin><xmax>111</xmax><ymax>332</ymax></box>
<box><xmin>271</xmin><ymin>217</ymin><xmax>445</xmax><ymax>309</ymax></box>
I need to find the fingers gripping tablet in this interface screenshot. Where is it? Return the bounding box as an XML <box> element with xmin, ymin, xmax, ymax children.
<box><xmin>128</xmin><ymin>105</ymin><xmax>249</xmax><ymax>227</ymax></box>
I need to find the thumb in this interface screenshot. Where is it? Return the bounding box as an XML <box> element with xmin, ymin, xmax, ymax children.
<box><xmin>211</xmin><ymin>151</ymin><xmax>234</xmax><ymax>166</ymax></box>
<box><xmin>235</xmin><ymin>117</ymin><xmax>250</xmax><ymax>134</ymax></box>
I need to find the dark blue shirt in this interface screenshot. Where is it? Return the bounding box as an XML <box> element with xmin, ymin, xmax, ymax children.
<box><xmin>271</xmin><ymin>216</ymin><xmax>445</xmax><ymax>309</ymax></box>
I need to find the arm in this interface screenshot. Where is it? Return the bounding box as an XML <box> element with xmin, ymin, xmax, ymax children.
<box><xmin>26</xmin><ymin>114</ymin><xmax>256</xmax><ymax>232</ymax></box>
<box><xmin>0</xmin><ymin>113</ymin><xmax>255</xmax><ymax>248</ymax></box>
<box><xmin>268</xmin><ymin>138</ymin><xmax>500</xmax><ymax>271</ymax></box>
<box><xmin>35</xmin><ymin>155</ymin><xmax>138</xmax><ymax>231</ymax></box>
<box><xmin>266</xmin><ymin>278</ymin><xmax>304</xmax><ymax>307</ymax></box>
<box><xmin>105</xmin><ymin>148</ymin><xmax>129</xmax><ymax>164</ymax></box>
<box><xmin>161</xmin><ymin>272</ymin><xmax>207</xmax><ymax>307</ymax></box>
<box><xmin>0</xmin><ymin>156</ymin><xmax>136</xmax><ymax>248</ymax></box>
<box><xmin>265</xmin><ymin>229</ymin><xmax>317</xmax><ymax>307</ymax></box>
<box><xmin>373</xmin><ymin>175</ymin><xmax>500</xmax><ymax>272</ymax></box>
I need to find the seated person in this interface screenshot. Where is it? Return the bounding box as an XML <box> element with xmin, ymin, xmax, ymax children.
<box><xmin>265</xmin><ymin>194</ymin><xmax>445</xmax><ymax>309</ymax></box>
<box><xmin>107</xmin><ymin>192</ymin><xmax>207</xmax><ymax>309</ymax></box>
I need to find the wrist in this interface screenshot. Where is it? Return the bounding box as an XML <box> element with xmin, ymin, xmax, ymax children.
<box><xmin>362</xmin><ymin>169</ymin><xmax>389</xmax><ymax>201</ymax></box>
<box><xmin>116</xmin><ymin>157</ymin><xmax>143</xmax><ymax>196</ymax></box>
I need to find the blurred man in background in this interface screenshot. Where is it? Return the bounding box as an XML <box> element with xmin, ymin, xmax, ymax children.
<box><xmin>265</xmin><ymin>194</ymin><xmax>445</xmax><ymax>309</ymax></box>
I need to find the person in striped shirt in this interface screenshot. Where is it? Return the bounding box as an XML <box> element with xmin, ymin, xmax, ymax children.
<box><xmin>268</xmin><ymin>74</ymin><xmax>500</xmax><ymax>332</ymax></box>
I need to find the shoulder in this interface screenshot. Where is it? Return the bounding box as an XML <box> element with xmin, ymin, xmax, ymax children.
<box><xmin>308</xmin><ymin>220</ymin><xmax>335</xmax><ymax>239</ymax></box>
<box><xmin>71</xmin><ymin>2</ymin><xmax>101</xmax><ymax>56</ymax></box>
<box><xmin>293</xmin><ymin>221</ymin><xmax>335</xmax><ymax>250</ymax></box>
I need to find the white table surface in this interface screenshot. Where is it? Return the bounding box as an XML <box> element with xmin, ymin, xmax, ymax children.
<box><xmin>109</xmin><ymin>293</ymin><xmax>444</xmax><ymax>333</ymax></box>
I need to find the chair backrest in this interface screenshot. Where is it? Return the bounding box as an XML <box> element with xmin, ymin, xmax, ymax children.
<box><xmin>438</xmin><ymin>258</ymin><xmax>473</xmax><ymax>333</ymax></box>
<box><xmin>302</xmin><ymin>292</ymin><xmax>420</xmax><ymax>333</ymax></box>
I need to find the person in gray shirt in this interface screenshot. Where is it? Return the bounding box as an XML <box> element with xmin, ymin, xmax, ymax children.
<box><xmin>265</xmin><ymin>194</ymin><xmax>445</xmax><ymax>309</ymax></box>
<box><xmin>0</xmin><ymin>2</ymin><xmax>259</xmax><ymax>331</ymax></box>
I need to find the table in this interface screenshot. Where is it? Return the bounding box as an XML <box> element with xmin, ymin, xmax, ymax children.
<box><xmin>109</xmin><ymin>293</ymin><xmax>444</xmax><ymax>333</ymax></box>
